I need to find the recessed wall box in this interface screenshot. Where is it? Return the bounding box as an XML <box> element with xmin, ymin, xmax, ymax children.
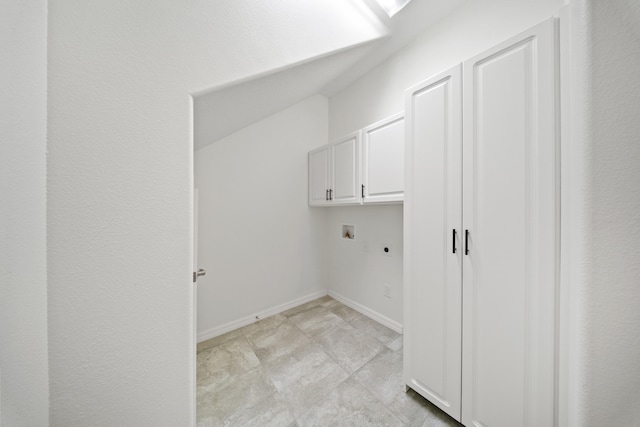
<box><xmin>341</xmin><ymin>224</ymin><xmax>355</xmax><ymax>240</ymax></box>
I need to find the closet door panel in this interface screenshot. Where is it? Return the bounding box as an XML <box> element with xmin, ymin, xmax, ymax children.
<box><xmin>404</xmin><ymin>65</ymin><xmax>462</xmax><ymax>421</ymax></box>
<box><xmin>462</xmin><ymin>18</ymin><xmax>557</xmax><ymax>427</ymax></box>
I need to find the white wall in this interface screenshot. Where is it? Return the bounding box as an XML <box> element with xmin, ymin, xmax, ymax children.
<box><xmin>327</xmin><ymin>0</ymin><xmax>565</xmax><ymax>325</ymax></box>
<box><xmin>569</xmin><ymin>1</ymin><xmax>640</xmax><ymax>425</ymax></box>
<box><xmin>195</xmin><ymin>95</ymin><xmax>329</xmax><ymax>338</ymax></box>
<box><xmin>327</xmin><ymin>205</ymin><xmax>403</xmax><ymax>327</ymax></box>
<box><xmin>0</xmin><ymin>1</ymin><xmax>49</xmax><ymax>425</ymax></box>
<box><xmin>45</xmin><ymin>0</ymin><xmax>378</xmax><ymax>424</ymax></box>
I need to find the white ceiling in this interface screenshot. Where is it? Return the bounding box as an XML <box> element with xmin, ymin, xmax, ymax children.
<box><xmin>194</xmin><ymin>0</ymin><xmax>465</xmax><ymax>150</ymax></box>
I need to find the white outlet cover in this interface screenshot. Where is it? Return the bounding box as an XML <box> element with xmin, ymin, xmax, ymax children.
<box><xmin>384</xmin><ymin>284</ymin><xmax>392</xmax><ymax>298</ymax></box>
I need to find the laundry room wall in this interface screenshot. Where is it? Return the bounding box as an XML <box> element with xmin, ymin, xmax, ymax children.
<box><xmin>195</xmin><ymin>95</ymin><xmax>330</xmax><ymax>340</ymax></box>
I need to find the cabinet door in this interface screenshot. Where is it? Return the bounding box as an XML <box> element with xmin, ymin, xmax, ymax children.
<box><xmin>461</xmin><ymin>19</ymin><xmax>557</xmax><ymax>427</ymax></box>
<box><xmin>362</xmin><ymin>113</ymin><xmax>404</xmax><ymax>203</ymax></box>
<box><xmin>404</xmin><ymin>65</ymin><xmax>463</xmax><ymax>421</ymax></box>
<box><xmin>331</xmin><ymin>131</ymin><xmax>361</xmax><ymax>205</ymax></box>
<box><xmin>308</xmin><ymin>145</ymin><xmax>330</xmax><ymax>206</ymax></box>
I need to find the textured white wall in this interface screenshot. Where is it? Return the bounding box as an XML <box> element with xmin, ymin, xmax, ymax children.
<box><xmin>47</xmin><ymin>3</ymin><xmax>195</xmax><ymax>422</ymax></box>
<box><xmin>46</xmin><ymin>1</ymin><xmax>382</xmax><ymax>425</ymax></box>
<box><xmin>569</xmin><ymin>1</ymin><xmax>640</xmax><ymax>425</ymax></box>
<box><xmin>195</xmin><ymin>96</ymin><xmax>329</xmax><ymax>337</ymax></box>
<box><xmin>328</xmin><ymin>0</ymin><xmax>565</xmax><ymax>325</ymax></box>
<box><xmin>0</xmin><ymin>0</ymin><xmax>49</xmax><ymax>425</ymax></box>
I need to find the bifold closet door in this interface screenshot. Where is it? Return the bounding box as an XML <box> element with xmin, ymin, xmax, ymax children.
<box><xmin>404</xmin><ymin>65</ymin><xmax>462</xmax><ymax>421</ymax></box>
<box><xmin>461</xmin><ymin>19</ymin><xmax>557</xmax><ymax>427</ymax></box>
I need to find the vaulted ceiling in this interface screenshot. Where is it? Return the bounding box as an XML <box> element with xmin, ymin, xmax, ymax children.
<box><xmin>193</xmin><ymin>0</ymin><xmax>466</xmax><ymax>150</ymax></box>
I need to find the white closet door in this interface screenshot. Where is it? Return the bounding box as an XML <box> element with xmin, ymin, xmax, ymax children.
<box><xmin>362</xmin><ymin>113</ymin><xmax>404</xmax><ymax>203</ymax></box>
<box><xmin>461</xmin><ymin>19</ymin><xmax>557</xmax><ymax>427</ymax></box>
<box><xmin>332</xmin><ymin>131</ymin><xmax>361</xmax><ymax>204</ymax></box>
<box><xmin>308</xmin><ymin>145</ymin><xmax>330</xmax><ymax>206</ymax></box>
<box><xmin>404</xmin><ymin>65</ymin><xmax>462</xmax><ymax>421</ymax></box>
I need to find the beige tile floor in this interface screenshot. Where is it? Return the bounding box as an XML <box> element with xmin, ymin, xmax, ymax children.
<box><xmin>196</xmin><ymin>296</ymin><xmax>462</xmax><ymax>427</ymax></box>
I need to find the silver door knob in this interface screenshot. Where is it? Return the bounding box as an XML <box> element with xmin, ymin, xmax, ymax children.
<box><xmin>192</xmin><ymin>269</ymin><xmax>207</xmax><ymax>282</ymax></box>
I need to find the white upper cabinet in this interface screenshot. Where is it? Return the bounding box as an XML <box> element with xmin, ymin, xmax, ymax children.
<box><xmin>308</xmin><ymin>117</ymin><xmax>405</xmax><ymax>207</ymax></box>
<box><xmin>331</xmin><ymin>131</ymin><xmax>361</xmax><ymax>205</ymax></box>
<box><xmin>362</xmin><ymin>113</ymin><xmax>404</xmax><ymax>203</ymax></box>
<box><xmin>308</xmin><ymin>144</ymin><xmax>331</xmax><ymax>206</ymax></box>
<box><xmin>308</xmin><ymin>132</ymin><xmax>361</xmax><ymax>207</ymax></box>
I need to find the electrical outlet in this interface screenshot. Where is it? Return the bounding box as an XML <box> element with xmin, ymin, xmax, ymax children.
<box><xmin>384</xmin><ymin>284</ymin><xmax>391</xmax><ymax>298</ymax></box>
<box><xmin>382</xmin><ymin>244</ymin><xmax>392</xmax><ymax>256</ymax></box>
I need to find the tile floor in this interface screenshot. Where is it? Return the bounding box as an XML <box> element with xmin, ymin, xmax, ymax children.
<box><xmin>196</xmin><ymin>296</ymin><xmax>462</xmax><ymax>427</ymax></box>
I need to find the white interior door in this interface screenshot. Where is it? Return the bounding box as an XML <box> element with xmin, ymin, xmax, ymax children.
<box><xmin>192</xmin><ymin>187</ymin><xmax>199</xmax><ymax>421</ymax></box>
<box><xmin>193</xmin><ymin>188</ymin><xmax>199</xmax><ymax>281</ymax></box>
<box><xmin>461</xmin><ymin>18</ymin><xmax>557</xmax><ymax>427</ymax></box>
<box><xmin>404</xmin><ymin>64</ymin><xmax>463</xmax><ymax>421</ymax></box>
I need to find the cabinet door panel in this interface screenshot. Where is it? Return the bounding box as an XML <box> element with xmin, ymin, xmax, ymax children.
<box><xmin>462</xmin><ymin>19</ymin><xmax>557</xmax><ymax>427</ymax></box>
<box><xmin>332</xmin><ymin>131</ymin><xmax>361</xmax><ymax>204</ymax></box>
<box><xmin>404</xmin><ymin>64</ymin><xmax>462</xmax><ymax>421</ymax></box>
<box><xmin>362</xmin><ymin>113</ymin><xmax>404</xmax><ymax>203</ymax></box>
<box><xmin>308</xmin><ymin>145</ymin><xmax>330</xmax><ymax>206</ymax></box>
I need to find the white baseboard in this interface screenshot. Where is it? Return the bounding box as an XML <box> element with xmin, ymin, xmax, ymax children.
<box><xmin>197</xmin><ymin>290</ymin><xmax>328</xmax><ymax>343</ymax></box>
<box><xmin>328</xmin><ymin>290</ymin><xmax>403</xmax><ymax>334</ymax></box>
